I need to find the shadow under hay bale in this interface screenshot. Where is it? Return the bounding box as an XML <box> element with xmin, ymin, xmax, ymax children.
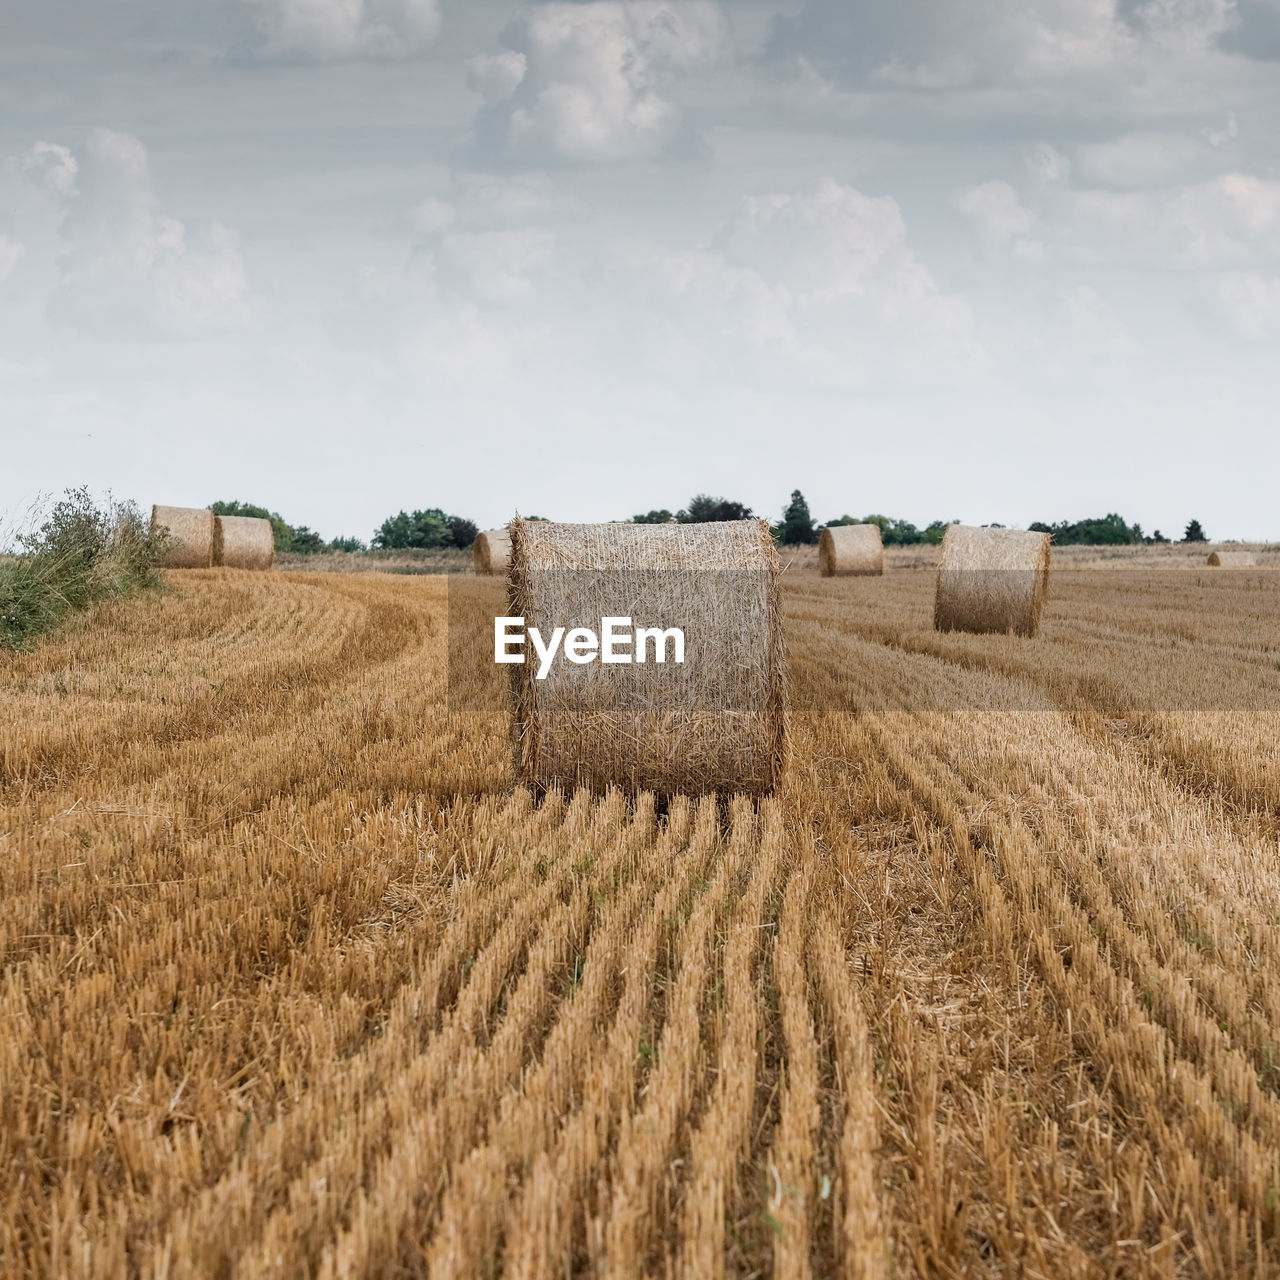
<box><xmin>473</xmin><ymin>529</ymin><xmax>512</xmax><ymax>576</ymax></box>
<box><xmin>818</xmin><ymin>523</ymin><xmax>884</xmax><ymax>577</ymax></box>
<box><xmin>508</xmin><ymin>518</ymin><xmax>787</xmax><ymax>798</ymax></box>
<box><xmin>1207</xmin><ymin>550</ymin><xmax>1256</xmax><ymax>567</ymax></box>
<box><xmin>934</xmin><ymin>524</ymin><xmax>1050</xmax><ymax>638</ymax></box>
<box><xmin>150</xmin><ymin>505</ymin><xmax>215</xmax><ymax>569</ymax></box>
<box><xmin>214</xmin><ymin>515</ymin><xmax>275</xmax><ymax>570</ymax></box>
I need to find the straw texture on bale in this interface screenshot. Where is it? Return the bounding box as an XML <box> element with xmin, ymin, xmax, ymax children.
<box><xmin>150</xmin><ymin>505</ymin><xmax>215</xmax><ymax>570</ymax></box>
<box><xmin>508</xmin><ymin>518</ymin><xmax>787</xmax><ymax>798</ymax></box>
<box><xmin>1207</xmin><ymin>550</ymin><xmax>1256</xmax><ymax>567</ymax></box>
<box><xmin>934</xmin><ymin>524</ymin><xmax>1051</xmax><ymax>638</ymax></box>
<box><xmin>473</xmin><ymin>528</ymin><xmax>512</xmax><ymax>576</ymax></box>
<box><xmin>213</xmin><ymin>515</ymin><xmax>275</xmax><ymax>571</ymax></box>
<box><xmin>818</xmin><ymin>523</ymin><xmax>884</xmax><ymax>576</ymax></box>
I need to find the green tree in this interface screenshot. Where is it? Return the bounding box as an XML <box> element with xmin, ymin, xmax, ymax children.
<box><xmin>1029</xmin><ymin>513</ymin><xmax>1144</xmax><ymax>545</ymax></box>
<box><xmin>288</xmin><ymin>526</ymin><xmax>326</xmax><ymax>554</ymax></box>
<box><xmin>632</xmin><ymin>509</ymin><xmax>674</xmax><ymax>524</ymax></box>
<box><xmin>372</xmin><ymin>508</ymin><xmax>478</xmax><ymax>550</ymax></box>
<box><xmin>447</xmin><ymin>517</ymin><xmax>479</xmax><ymax>549</ymax></box>
<box><xmin>777</xmin><ymin>490</ymin><xmax>818</xmax><ymax>545</ymax></box>
<box><xmin>373</xmin><ymin>509</ymin><xmax>451</xmax><ymax>549</ymax></box>
<box><xmin>328</xmin><ymin>535</ymin><xmax>367</xmax><ymax>552</ymax></box>
<box><xmin>677</xmin><ymin>494</ymin><xmax>754</xmax><ymax>522</ymax></box>
<box><xmin>1183</xmin><ymin>519</ymin><xmax>1207</xmax><ymax>543</ymax></box>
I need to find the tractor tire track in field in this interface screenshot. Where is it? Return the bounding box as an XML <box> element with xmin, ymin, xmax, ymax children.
<box><xmin>795</xmin><ymin>625</ymin><xmax>1280</xmax><ymax>1270</ymax></box>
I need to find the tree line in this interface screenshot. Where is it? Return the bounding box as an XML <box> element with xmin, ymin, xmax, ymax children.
<box><xmin>209</xmin><ymin>494</ymin><xmax>1212</xmax><ymax>552</ymax></box>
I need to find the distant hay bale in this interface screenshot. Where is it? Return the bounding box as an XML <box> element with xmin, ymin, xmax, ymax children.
<box><xmin>508</xmin><ymin>518</ymin><xmax>787</xmax><ymax>798</ymax></box>
<box><xmin>150</xmin><ymin>505</ymin><xmax>214</xmax><ymax>569</ymax></box>
<box><xmin>818</xmin><ymin>524</ymin><xmax>884</xmax><ymax>577</ymax></box>
<box><xmin>934</xmin><ymin>524</ymin><xmax>1051</xmax><ymax>638</ymax></box>
<box><xmin>213</xmin><ymin>515</ymin><xmax>275</xmax><ymax>570</ymax></box>
<box><xmin>474</xmin><ymin>529</ymin><xmax>512</xmax><ymax>576</ymax></box>
<box><xmin>1207</xmin><ymin>550</ymin><xmax>1256</xmax><ymax>567</ymax></box>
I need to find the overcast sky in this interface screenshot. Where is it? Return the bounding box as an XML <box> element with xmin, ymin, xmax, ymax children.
<box><xmin>2</xmin><ymin>0</ymin><xmax>1278</xmax><ymax>541</ymax></box>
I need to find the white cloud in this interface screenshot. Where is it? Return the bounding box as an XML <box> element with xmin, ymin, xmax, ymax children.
<box><xmin>415</xmin><ymin>172</ymin><xmax>592</xmax><ymax>248</ymax></box>
<box><xmin>1166</xmin><ymin>172</ymin><xmax>1280</xmax><ymax>263</ymax></box>
<box><xmin>435</xmin><ymin>228</ymin><xmax>557</xmax><ymax>305</ymax></box>
<box><xmin>1076</xmin><ymin>131</ymin><xmax>1213</xmax><ymax>187</ymax></box>
<box><xmin>941</xmin><ymin>155</ymin><xmax>1280</xmax><ymax>351</ymax></box>
<box><xmin>409</xmin><ymin>196</ymin><xmax>456</xmax><ymax>236</ymax></box>
<box><xmin>1026</xmin><ymin>143</ymin><xmax>1072</xmax><ymax>188</ymax></box>
<box><xmin>1216</xmin><ymin>270</ymin><xmax>1280</xmax><ymax>339</ymax></box>
<box><xmin>768</xmin><ymin>0</ymin><xmax>1124</xmax><ymax>90</ymax></box>
<box><xmin>1061</xmin><ymin>283</ymin><xmax>1132</xmax><ymax>355</ymax></box>
<box><xmin>954</xmin><ymin>180</ymin><xmax>1043</xmax><ymax>258</ymax></box>
<box><xmin>721</xmin><ymin>178</ymin><xmax>911</xmax><ymax>301</ymax></box>
<box><xmin>467</xmin><ymin>51</ymin><xmax>528</xmax><ymax>105</ymax></box>
<box><xmin>623</xmin><ymin>177</ymin><xmax>977</xmax><ymax>383</ymax></box>
<box><xmin>18</xmin><ymin>128</ymin><xmax>249</xmax><ymax>336</ymax></box>
<box><xmin>473</xmin><ymin>1</ymin><xmax>728</xmax><ymax>164</ymax></box>
<box><xmin>1205</xmin><ymin>112</ymin><xmax>1238</xmax><ymax>145</ymax></box>
<box><xmin>963</xmin><ymin>155</ymin><xmax>1280</xmax><ymax>272</ymax></box>
<box><xmin>240</xmin><ymin>0</ymin><xmax>441</xmax><ymax>59</ymax></box>
<box><xmin>407</xmin><ymin>173</ymin><xmax>585</xmax><ymax>307</ymax></box>
<box><xmin>381</xmin><ymin>174</ymin><xmax>975</xmax><ymax>391</ymax></box>
<box><xmin>451</xmin><ymin>172</ymin><xmax>584</xmax><ymax>229</ymax></box>
<box><xmin>15</xmin><ymin>141</ymin><xmax>79</xmax><ymax>196</ymax></box>
<box><xmin>765</xmin><ymin>0</ymin><xmax>1250</xmax><ymax>126</ymax></box>
<box><xmin>1125</xmin><ymin>0</ymin><xmax>1238</xmax><ymax>49</ymax></box>
<box><xmin>0</xmin><ymin>235</ymin><xmax>25</xmax><ymax>282</ymax></box>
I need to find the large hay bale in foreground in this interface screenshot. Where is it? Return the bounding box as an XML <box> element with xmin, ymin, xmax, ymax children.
<box><xmin>934</xmin><ymin>524</ymin><xmax>1050</xmax><ymax>638</ymax></box>
<box><xmin>474</xmin><ymin>528</ymin><xmax>512</xmax><ymax>576</ymax></box>
<box><xmin>213</xmin><ymin>515</ymin><xmax>275</xmax><ymax>570</ymax></box>
<box><xmin>1207</xmin><ymin>550</ymin><xmax>1256</xmax><ymax>567</ymax></box>
<box><xmin>818</xmin><ymin>523</ymin><xmax>884</xmax><ymax>576</ymax></box>
<box><xmin>150</xmin><ymin>505</ymin><xmax>215</xmax><ymax>569</ymax></box>
<box><xmin>508</xmin><ymin>518</ymin><xmax>787</xmax><ymax>798</ymax></box>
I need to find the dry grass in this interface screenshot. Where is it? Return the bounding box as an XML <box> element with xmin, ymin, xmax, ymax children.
<box><xmin>3</xmin><ymin>557</ymin><xmax>1280</xmax><ymax>1276</ymax></box>
<box><xmin>275</xmin><ymin>547</ymin><xmax>473</xmax><ymax>574</ymax></box>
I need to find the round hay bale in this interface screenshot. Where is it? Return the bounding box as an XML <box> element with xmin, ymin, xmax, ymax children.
<box><xmin>818</xmin><ymin>523</ymin><xmax>884</xmax><ymax>576</ymax></box>
<box><xmin>934</xmin><ymin>524</ymin><xmax>1050</xmax><ymax>638</ymax></box>
<box><xmin>150</xmin><ymin>505</ymin><xmax>215</xmax><ymax>569</ymax></box>
<box><xmin>213</xmin><ymin>515</ymin><xmax>275</xmax><ymax>570</ymax></box>
<box><xmin>1207</xmin><ymin>550</ymin><xmax>1256</xmax><ymax>567</ymax></box>
<box><xmin>508</xmin><ymin>518</ymin><xmax>787</xmax><ymax>798</ymax></box>
<box><xmin>473</xmin><ymin>528</ymin><xmax>512</xmax><ymax>576</ymax></box>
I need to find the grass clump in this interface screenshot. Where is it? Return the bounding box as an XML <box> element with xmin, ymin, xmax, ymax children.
<box><xmin>0</xmin><ymin>487</ymin><xmax>169</xmax><ymax>650</ymax></box>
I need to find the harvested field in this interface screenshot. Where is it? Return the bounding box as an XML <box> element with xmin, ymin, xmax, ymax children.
<box><xmin>275</xmin><ymin>547</ymin><xmax>472</xmax><ymax>574</ymax></box>
<box><xmin>3</xmin><ymin>559</ymin><xmax>1280</xmax><ymax>1276</ymax></box>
